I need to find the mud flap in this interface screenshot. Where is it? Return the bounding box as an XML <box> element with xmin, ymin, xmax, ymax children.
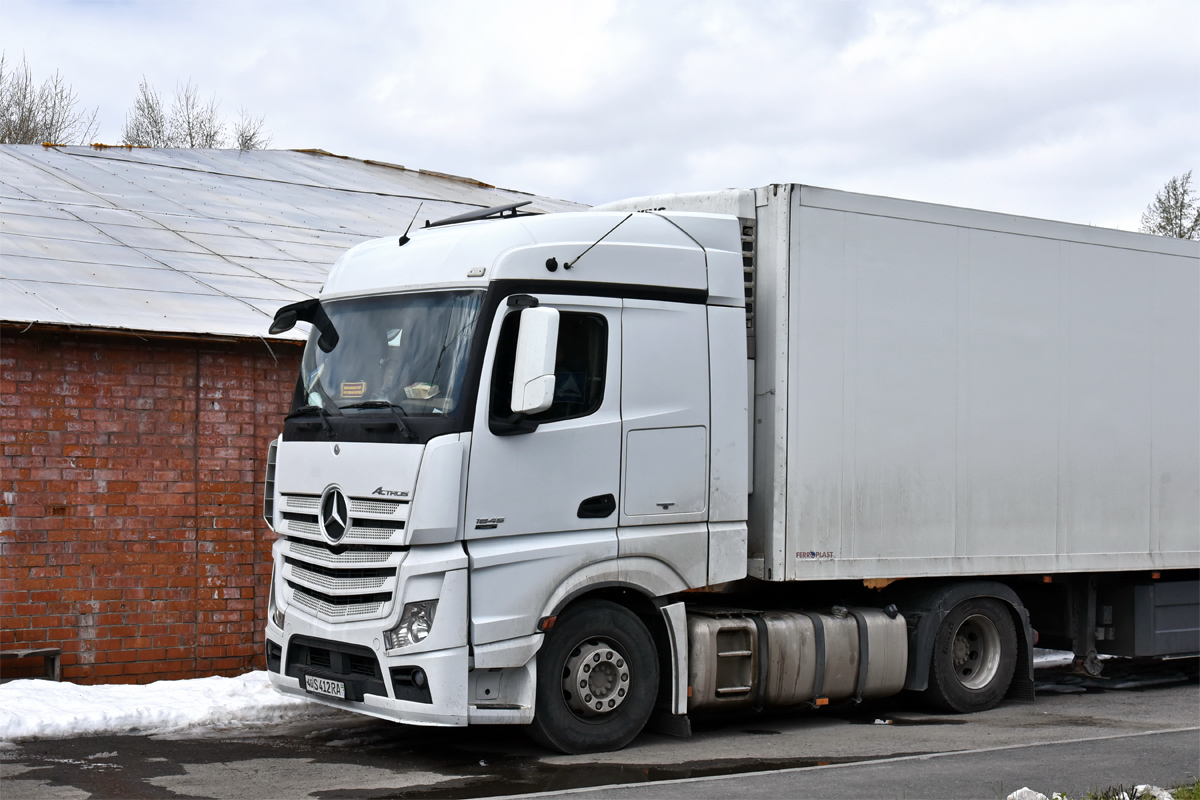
<box><xmin>649</xmin><ymin>601</ymin><xmax>692</xmax><ymax>737</ymax></box>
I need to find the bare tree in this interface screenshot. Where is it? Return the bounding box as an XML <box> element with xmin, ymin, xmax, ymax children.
<box><xmin>168</xmin><ymin>81</ymin><xmax>225</xmax><ymax>148</ymax></box>
<box><xmin>1140</xmin><ymin>171</ymin><xmax>1200</xmax><ymax>240</ymax></box>
<box><xmin>121</xmin><ymin>79</ymin><xmax>170</xmax><ymax>147</ymax></box>
<box><xmin>0</xmin><ymin>53</ymin><xmax>99</xmax><ymax>145</ymax></box>
<box><xmin>232</xmin><ymin>108</ymin><xmax>271</xmax><ymax>151</ymax></box>
<box><xmin>122</xmin><ymin>78</ymin><xmax>269</xmax><ymax>150</ymax></box>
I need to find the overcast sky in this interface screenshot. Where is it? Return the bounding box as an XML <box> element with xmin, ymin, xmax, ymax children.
<box><xmin>2</xmin><ymin>0</ymin><xmax>1197</xmax><ymax>230</ymax></box>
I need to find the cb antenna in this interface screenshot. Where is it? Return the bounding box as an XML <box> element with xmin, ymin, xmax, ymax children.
<box><xmin>563</xmin><ymin>213</ymin><xmax>632</xmax><ymax>270</ymax></box>
<box><xmin>398</xmin><ymin>202</ymin><xmax>425</xmax><ymax>246</ymax></box>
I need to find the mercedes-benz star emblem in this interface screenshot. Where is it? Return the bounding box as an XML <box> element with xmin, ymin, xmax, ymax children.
<box><xmin>320</xmin><ymin>488</ymin><xmax>349</xmax><ymax>542</ymax></box>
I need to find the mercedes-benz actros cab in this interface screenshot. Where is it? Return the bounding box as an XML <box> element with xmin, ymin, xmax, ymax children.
<box><xmin>262</xmin><ymin>185</ymin><xmax>1199</xmax><ymax>753</ymax></box>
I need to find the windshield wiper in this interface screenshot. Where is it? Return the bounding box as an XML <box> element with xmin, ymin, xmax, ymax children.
<box><xmin>286</xmin><ymin>404</ymin><xmax>336</xmax><ymax>436</ymax></box>
<box><xmin>340</xmin><ymin>401</ymin><xmax>415</xmax><ymax>440</ymax></box>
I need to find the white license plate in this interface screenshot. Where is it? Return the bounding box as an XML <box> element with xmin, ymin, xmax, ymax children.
<box><xmin>305</xmin><ymin>674</ymin><xmax>346</xmax><ymax>699</ymax></box>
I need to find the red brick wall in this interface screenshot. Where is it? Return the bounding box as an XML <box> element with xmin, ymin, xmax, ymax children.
<box><xmin>1</xmin><ymin>326</ymin><xmax>302</xmax><ymax>683</ymax></box>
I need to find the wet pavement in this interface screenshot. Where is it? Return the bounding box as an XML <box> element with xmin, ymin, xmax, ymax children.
<box><xmin>2</xmin><ymin>660</ymin><xmax>1197</xmax><ymax>799</ymax></box>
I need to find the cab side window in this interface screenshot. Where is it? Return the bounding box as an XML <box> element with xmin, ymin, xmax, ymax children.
<box><xmin>490</xmin><ymin>310</ymin><xmax>607</xmax><ymax>424</ymax></box>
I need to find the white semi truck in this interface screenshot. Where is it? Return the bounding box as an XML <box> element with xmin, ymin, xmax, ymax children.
<box><xmin>262</xmin><ymin>184</ymin><xmax>1199</xmax><ymax>753</ymax></box>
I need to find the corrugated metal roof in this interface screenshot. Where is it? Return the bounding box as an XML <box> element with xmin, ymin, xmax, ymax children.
<box><xmin>0</xmin><ymin>145</ymin><xmax>584</xmax><ymax>340</ymax></box>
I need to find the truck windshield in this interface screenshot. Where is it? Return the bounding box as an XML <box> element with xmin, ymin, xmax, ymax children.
<box><xmin>295</xmin><ymin>290</ymin><xmax>484</xmax><ymax>418</ymax></box>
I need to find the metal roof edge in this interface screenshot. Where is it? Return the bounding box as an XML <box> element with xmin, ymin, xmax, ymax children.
<box><xmin>290</xmin><ymin>148</ymin><xmax>585</xmax><ymax>202</ymax></box>
<box><xmin>291</xmin><ymin>148</ymin><xmax>497</xmax><ymax>188</ymax></box>
<box><xmin>5</xmin><ymin>144</ymin><xmax>586</xmax><ymax>210</ymax></box>
<box><xmin>0</xmin><ymin>320</ymin><xmax>308</xmax><ymax>348</ymax></box>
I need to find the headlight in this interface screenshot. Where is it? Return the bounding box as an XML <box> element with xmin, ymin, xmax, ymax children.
<box><xmin>384</xmin><ymin>600</ymin><xmax>438</xmax><ymax>649</ymax></box>
<box><xmin>268</xmin><ymin>582</ymin><xmax>286</xmax><ymax>630</ymax></box>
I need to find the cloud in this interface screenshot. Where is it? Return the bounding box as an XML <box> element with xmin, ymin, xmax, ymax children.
<box><xmin>2</xmin><ymin>0</ymin><xmax>1196</xmax><ymax>229</ymax></box>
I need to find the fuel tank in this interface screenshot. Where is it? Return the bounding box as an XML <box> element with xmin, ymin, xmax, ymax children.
<box><xmin>687</xmin><ymin>606</ymin><xmax>908</xmax><ymax>712</ymax></box>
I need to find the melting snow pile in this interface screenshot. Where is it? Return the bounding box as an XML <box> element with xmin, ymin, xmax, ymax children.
<box><xmin>0</xmin><ymin>671</ymin><xmax>347</xmax><ymax>742</ymax></box>
<box><xmin>1007</xmin><ymin>787</ymin><xmax>1174</xmax><ymax>800</ymax></box>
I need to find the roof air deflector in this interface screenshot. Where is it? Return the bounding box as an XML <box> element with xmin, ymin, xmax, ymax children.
<box><xmin>425</xmin><ymin>200</ymin><xmax>534</xmax><ymax>229</ymax></box>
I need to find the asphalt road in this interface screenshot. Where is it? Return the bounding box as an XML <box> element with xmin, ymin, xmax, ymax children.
<box><xmin>516</xmin><ymin>730</ymin><xmax>1200</xmax><ymax>800</ymax></box>
<box><xmin>2</xmin><ymin>667</ymin><xmax>1197</xmax><ymax>800</ymax></box>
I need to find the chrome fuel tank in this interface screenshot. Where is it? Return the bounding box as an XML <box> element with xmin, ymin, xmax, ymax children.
<box><xmin>687</xmin><ymin>607</ymin><xmax>908</xmax><ymax>712</ymax></box>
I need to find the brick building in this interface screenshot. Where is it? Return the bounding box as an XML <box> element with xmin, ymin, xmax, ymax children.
<box><xmin>0</xmin><ymin>145</ymin><xmax>580</xmax><ymax>682</ymax></box>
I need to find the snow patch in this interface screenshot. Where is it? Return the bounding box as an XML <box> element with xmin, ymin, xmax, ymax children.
<box><xmin>1013</xmin><ymin>787</ymin><xmax>1175</xmax><ymax>800</ymax></box>
<box><xmin>0</xmin><ymin>671</ymin><xmax>348</xmax><ymax>742</ymax></box>
<box><xmin>1007</xmin><ymin>789</ymin><xmax>1048</xmax><ymax>800</ymax></box>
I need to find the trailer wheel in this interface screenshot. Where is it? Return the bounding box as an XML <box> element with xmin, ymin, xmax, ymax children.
<box><xmin>529</xmin><ymin>600</ymin><xmax>658</xmax><ymax>754</ymax></box>
<box><xmin>924</xmin><ymin>597</ymin><xmax>1017</xmax><ymax>713</ymax></box>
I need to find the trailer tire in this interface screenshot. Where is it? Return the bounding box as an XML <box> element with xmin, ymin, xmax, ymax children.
<box><xmin>924</xmin><ymin>597</ymin><xmax>1017</xmax><ymax>713</ymax></box>
<box><xmin>529</xmin><ymin>600</ymin><xmax>658</xmax><ymax>754</ymax></box>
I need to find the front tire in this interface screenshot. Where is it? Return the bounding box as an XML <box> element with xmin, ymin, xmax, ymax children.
<box><xmin>529</xmin><ymin>600</ymin><xmax>658</xmax><ymax>754</ymax></box>
<box><xmin>924</xmin><ymin>597</ymin><xmax>1017</xmax><ymax>713</ymax></box>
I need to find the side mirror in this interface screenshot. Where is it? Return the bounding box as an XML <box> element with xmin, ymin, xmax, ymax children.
<box><xmin>510</xmin><ymin>307</ymin><xmax>559</xmax><ymax>415</ymax></box>
<box><xmin>268</xmin><ymin>309</ymin><xmax>298</xmax><ymax>335</ymax></box>
<box><xmin>269</xmin><ymin>298</ymin><xmax>339</xmax><ymax>353</ymax></box>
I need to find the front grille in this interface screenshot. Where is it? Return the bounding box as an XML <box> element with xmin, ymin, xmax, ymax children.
<box><xmin>278</xmin><ymin>492</ymin><xmax>408</xmax><ymax>544</ymax></box>
<box><xmin>289</xmin><ymin>539</ymin><xmax>393</xmax><ymax>565</ymax></box>
<box><xmin>289</xmin><ymin>566</ymin><xmax>390</xmax><ymax>592</ymax></box>
<box><xmin>284</xmin><ymin>516</ymin><xmax>320</xmax><ymax>536</ymax></box>
<box><xmin>351</xmin><ymin>499</ymin><xmax>403</xmax><ymax>515</ymax></box>
<box><xmin>286</xmin><ymin>582</ymin><xmax>392</xmax><ymax>607</ymax></box>
<box><xmin>287</xmin><ymin>580</ymin><xmax>392</xmax><ymax>618</ymax></box>
<box><xmin>281</xmin><ymin>535</ymin><xmax>406</xmax><ymax>622</ymax></box>
<box><xmin>285</xmin><ymin>494</ymin><xmax>320</xmax><ymax>510</ymax></box>
<box><xmin>290</xmin><ymin>591</ymin><xmax>385</xmax><ymax>619</ymax></box>
<box><xmin>284</xmin><ymin>557</ymin><xmax>395</xmax><ymax>592</ymax></box>
<box><xmin>345</xmin><ymin>525</ymin><xmax>403</xmax><ymax>540</ymax></box>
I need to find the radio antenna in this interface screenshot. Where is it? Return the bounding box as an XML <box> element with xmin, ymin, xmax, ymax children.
<box><xmin>398</xmin><ymin>202</ymin><xmax>425</xmax><ymax>246</ymax></box>
<box><xmin>564</xmin><ymin>213</ymin><xmax>632</xmax><ymax>270</ymax></box>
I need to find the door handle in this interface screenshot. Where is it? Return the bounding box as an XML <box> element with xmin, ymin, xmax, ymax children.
<box><xmin>577</xmin><ymin>494</ymin><xmax>616</xmax><ymax>519</ymax></box>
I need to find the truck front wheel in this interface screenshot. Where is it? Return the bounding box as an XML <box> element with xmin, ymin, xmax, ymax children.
<box><xmin>924</xmin><ymin>597</ymin><xmax>1017</xmax><ymax>713</ymax></box>
<box><xmin>529</xmin><ymin>600</ymin><xmax>658</xmax><ymax>754</ymax></box>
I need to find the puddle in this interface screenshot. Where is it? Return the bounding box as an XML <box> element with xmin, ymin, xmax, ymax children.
<box><xmin>316</xmin><ymin>752</ymin><xmax>923</xmax><ymax>799</ymax></box>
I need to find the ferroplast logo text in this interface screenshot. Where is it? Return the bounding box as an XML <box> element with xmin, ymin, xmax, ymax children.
<box><xmin>796</xmin><ymin>550</ymin><xmax>835</xmax><ymax>559</ymax></box>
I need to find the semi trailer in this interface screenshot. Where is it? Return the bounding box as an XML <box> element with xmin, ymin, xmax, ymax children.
<box><xmin>262</xmin><ymin>184</ymin><xmax>1200</xmax><ymax>753</ymax></box>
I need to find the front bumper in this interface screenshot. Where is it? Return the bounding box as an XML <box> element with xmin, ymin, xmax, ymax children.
<box><xmin>268</xmin><ymin>639</ymin><xmax>469</xmax><ymax>727</ymax></box>
<box><xmin>266</xmin><ymin>544</ymin><xmax>471</xmax><ymax>726</ymax></box>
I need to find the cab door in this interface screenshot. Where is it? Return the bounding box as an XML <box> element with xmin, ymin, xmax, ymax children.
<box><xmin>464</xmin><ymin>294</ymin><xmax>622</xmax><ymax>645</ymax></box>
<box><xmin>617</xmin><ymin>298</ymin><xmax>711</xmax><ymax>589</ymax></box>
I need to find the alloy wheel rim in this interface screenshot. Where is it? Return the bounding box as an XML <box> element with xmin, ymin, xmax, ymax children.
<box><xmin>951</xmin><ymin>613</ymin><xmax>1002</xmax><ymax>690</ymax></box>
<box><xmin>562</xmin><ymin>639</ymin><xmax>630</xmax><ymax>718</ymax></box>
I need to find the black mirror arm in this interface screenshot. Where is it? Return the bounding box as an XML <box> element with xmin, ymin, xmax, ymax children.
<box><xmin>489</xmin><ymin>413</ymin><xmax>539</xmax><ymax>437</ymax></box>
<box><xmin>312</xmin><ymin>303</ymin><xmax>339</xmax><ymax>352</ymax></box>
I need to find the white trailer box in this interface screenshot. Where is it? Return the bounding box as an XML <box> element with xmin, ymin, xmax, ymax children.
<box><xmin>597</xmin><ymin>185</ymin><xmax>1200</xmax><ymax>584</ymax></box>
